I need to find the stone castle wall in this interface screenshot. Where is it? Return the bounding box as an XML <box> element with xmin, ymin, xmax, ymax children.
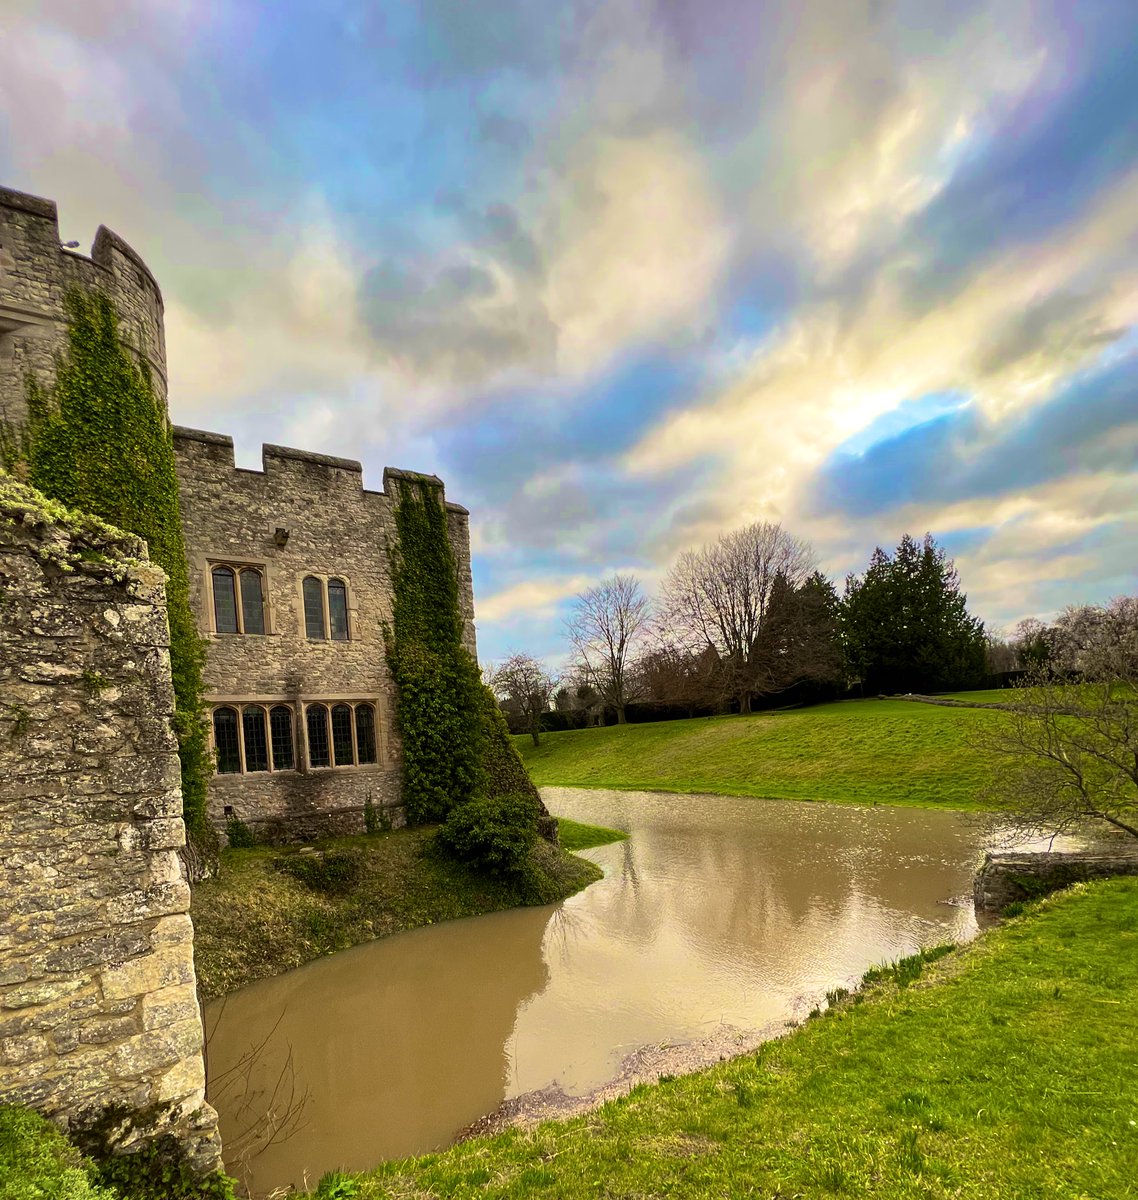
<box><xmin>0</xmin><ymin>186</ymin><xmax>167</xmax><ymax>433</ymax></box>
<box><xmin>0</xmin><ymin>476</ymin><xmax>219</xmax><ymax>1172</ymax></box>
<box><xmin>173</xmin><ymin>429</ymin><xmax>476</xmax><ymax>838</ymax></box>
<box><xmin>0</xmin><ymin>183</ymin><xmax>480</xmax><ymax>843</ymax></box>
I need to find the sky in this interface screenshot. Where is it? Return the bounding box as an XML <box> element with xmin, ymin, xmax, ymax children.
<box><xmin>2</xmin><ymin>0</ymin><xmax>1136</xmax><ymax>665</ymax></box>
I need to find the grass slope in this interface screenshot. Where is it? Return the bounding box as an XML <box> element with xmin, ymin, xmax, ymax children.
<box><xmin>349</xmin><ymin>878</ymin><xmax>1138</xmax><ymax>1199</ymax></box>
<box><xmin>520</xmin><ymin>699</ymin><xmax>1003</xmax><ymax>809</ymax></box>
<box><xmin>191</xmin><ymin>830</ymin><xmax>601</xmax><ymax>1001</ymax></box>
<box><xmin>555</xmin><ymin>817</ymin><xmax>628</xmax><ymax>851</ymax></box>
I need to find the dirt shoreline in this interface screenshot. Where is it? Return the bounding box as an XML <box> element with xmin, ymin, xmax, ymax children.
<box><xmin>455</xmin><ymin>1015</ymin><xmax>802</xmax><ymax>1140</ymax></box>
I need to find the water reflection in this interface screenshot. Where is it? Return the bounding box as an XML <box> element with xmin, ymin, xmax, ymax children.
<box><xmin>207</xmin><ymin>789</ymin><xmax>995</xmax><ymax>1194</ymax></box>
<box><xmin>205</xmin><ymin>904</ymin><xmax>553</xmax><ymax>1191</ymax></box>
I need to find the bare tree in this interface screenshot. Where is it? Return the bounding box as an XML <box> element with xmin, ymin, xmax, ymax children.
<box><xmin>565</xmin><ymin>574</ymin><xmax>650</xmax><ymax>724</ymax></box>
<box><xmin>489</xmin><ymin>652</ymin><xmax>559</xmax><ymax>746</ymax></box>
<box><xmin>981</xmin><ymin>597</ymin><xmax>1138</xmax><ymax>841</ymax></box>
<box><xmin>984</xmin><ymin>628</ymin><xmax>1018</xmax><ymax>674</ymax></box>
<box><xmin>636</xmin><ymin>636</ymin><xmax>725</xmax><ymax>717</ymax></box>
<box><xmin>658</xmin><ymin>522</ymin><xmax>817</xmax><ymax>713</ymax></box>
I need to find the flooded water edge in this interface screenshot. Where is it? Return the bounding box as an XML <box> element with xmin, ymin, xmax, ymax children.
<box><xmin>205</xmin><ymin>788</ymin><xmax>997</xmax><ymax>1195</ymax></box>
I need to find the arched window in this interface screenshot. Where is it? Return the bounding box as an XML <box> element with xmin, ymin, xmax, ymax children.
<box><xmin>355</xmin><ymin>703</ymin><xmax>378</xmax><ymax>765</ymax></box>
<box><xmin>331</xmin><ymin>703</ymin><xmax>355</xmax><ymax>766</ymax></box>
<box><xmin>306</xmin><ymin>704</ymin><xmax>331</xmax><ymax>767</ymax></box>
<box><xmin>328</xmin><ymin>578</ymin><xmax>349</xmax><ymax>641</ymax></box>
<box><xmin>242</xmin><ymin>706</ymin><xmax>269</xmax><ymax>772</ymax></box>
<box><xmin>212</xmin><ymin>567</ymin><xmax>238</xmax><ymax>634</ymax></box>
<box><xmin>303</xmin><ymin>576</ymin><xmax>326</xmax><ymax>640</ymax></box>
<box><xmin>239</xmin><ymin>569</ymin><xmax>266</xmax><ymax>635</ymax></box>
<box><xmin>213</xmin><ymin>707</ymin><xmax>240</xmax><ymax>773</ymax></box>
<box><xmin>270</xmin><ymin>705</ymin><xmax>294</xmax><ymax>771</ymax></box>
<box><xmin>211</xmin><ymin>563</ymin><xmax>266</xmax><ymax>634</ymax></box>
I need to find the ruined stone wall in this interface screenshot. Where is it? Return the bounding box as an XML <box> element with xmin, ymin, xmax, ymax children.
<box><xmin>0</xmin><ymin>476</ymin><xmax>219</xmax><ymax>1172</ymax></box>
<box><xmin>974</xmin><ymin>848</ymin><xmax>1138</xmax><ymax>913</ymax></box>
<box><xmin>0</xmin><ymin>185</ymin><xmax>167</xmax><ymax>434</ymax></box>
<box><xmin>172</xmin><ymin>429</ymin><xmax>477</xmax><ymax>837</ymax></box>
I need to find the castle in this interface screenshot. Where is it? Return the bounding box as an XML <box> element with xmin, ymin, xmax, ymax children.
<box><xmin>0</xmin><ymin>184</ymin><xmax>476</xmax><ymax>839</ymax></box>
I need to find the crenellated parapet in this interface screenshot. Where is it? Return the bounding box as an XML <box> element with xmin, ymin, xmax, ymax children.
<box><xmin>0</xmin><ymin>186</ymin><xmax>167</xmax><ymax>434</ymax></box>
<box><xmin>171</xmin><ymin>427</ymin><xmax>476</xmax><ymax>663</ymax></box>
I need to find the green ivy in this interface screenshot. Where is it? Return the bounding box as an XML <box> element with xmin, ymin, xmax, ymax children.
<box><xmin>385</xmin><ymin>477</ymin><xmax>484</xmax><ymax>824</ymax></box>
<box><xmin>385</xmin><ymin>476</ymin><xmax>557</xmax><ymax>852</ymax></box>
<box><xmin>5</xmin><ymin>288</ymin><xmax>215</xmax><ymax>864</ymax></box>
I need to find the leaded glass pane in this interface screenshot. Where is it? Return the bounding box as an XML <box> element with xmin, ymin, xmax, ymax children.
<box><xmin>306</xmin><ymin>704</ymin><xmax>330</xmax><ymax>767</ymax></box>
<box><xmin>213</xmin><ymin>707</ymin><xmax>240</xmax><ymax>773</ymax></box>
<box><xmin>331</xmin><ymin>703</ymin><xmax>355</xmax><ymax>766</ymax></box>
<box><xmin>270</xmin><ymin>705</ymin><xmax>294</xmax><ymax>771</ymax></box>
<box><xmin>355</xmin><ymin>704</ymin><xmax>377</xmax><ymax>764</ymax></box>
<box><xmin>240</xmin><ymin>569</ymin><xmax>265</xmax><ymax>634</ymax></box>
<box><xmin>328</xmin><ymin>578</ymin><xmax>349</xmax><ymax>641</ymax></box>
<box><xmin>242</xmin><ymin>707</ymin><xmax>268</xmax><ymax>772</ymax></box>
<box><xmin>212</xmin><ymin>567</ymin><xmax>238</xmax><ymax>634</ymax></box>
<box><xmin>303</xmin><ymin>576</ymin><xmax>326</xmax><ymax>639</ymax></box>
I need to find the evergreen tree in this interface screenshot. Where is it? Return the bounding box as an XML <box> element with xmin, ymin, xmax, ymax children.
<box><xmin>842</xmin><ymin>533</ymin><xmax>985</xmax><ymax>694</ymax></box>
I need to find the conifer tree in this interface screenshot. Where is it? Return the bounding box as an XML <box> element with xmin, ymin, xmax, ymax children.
<box><xmin>842</xmin><ymin>533</ymin><xmax>985</xmax><ymax>694</ymax></box>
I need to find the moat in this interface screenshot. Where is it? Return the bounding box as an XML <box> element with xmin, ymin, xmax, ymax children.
<box><xmin>205</xmin><ymin>788</ymin><xmax>997</xmax><ymax>1194</ymax></box>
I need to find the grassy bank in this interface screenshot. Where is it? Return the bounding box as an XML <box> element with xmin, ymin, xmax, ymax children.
<box><xmin>346</xmin><ymin>876</ymin><xmax>1138</xmax><ymax>1198</ymax></box>
<box><xmin>519</xmin><ymin>698</ymin><xmax>1003</xmax><ymax>809</ymax></box>
<box><xmin>555</xmin><ymin>817</ymin><xmax>628</xmax><ymax>851</ymax></box>
<box><xmin>191</xmin><ymin>829</ymin><xmax>606</xmax><ymax>1001</ymax></box>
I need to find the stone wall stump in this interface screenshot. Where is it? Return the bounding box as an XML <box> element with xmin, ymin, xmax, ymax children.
<box><xmin>0</xmin><ymin>475</ymin><xmax>221</xmax><ymax>1173</ymax></box>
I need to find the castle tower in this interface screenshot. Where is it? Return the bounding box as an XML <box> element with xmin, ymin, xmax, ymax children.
<box><xmin>0</xmin><ymin>186</ymin><xmax>167</xmax><ymax>433</ymax></box>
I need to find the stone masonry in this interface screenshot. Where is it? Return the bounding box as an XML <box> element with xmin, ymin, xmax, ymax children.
<box><xmin>974</xmin><ymin>848</ymin><xmax>1138</xmax><ymax>913</ymax></box>
<box><xmin>0</xmin><ymin>185</ymin><xmax>167</xmax><ymax>434</ymax></box>
<box><xmin>0</xmin><ymin>475</ymin><xmax>220</xmax><ymax>1172</ymax></box>
<box><xmin>1</xmin><ymin>184</ymin><xmax>478</xmax><ymax>843</ymax></box>
<box><xmin>173</xmin><ymin>431</ymin><xmax>476</xmax><ymax>838</ymax></box>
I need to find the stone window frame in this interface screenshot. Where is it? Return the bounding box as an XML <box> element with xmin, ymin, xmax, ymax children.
<box><xmin>211</xmin><ymin>701</ymin><xmax>297</xmax><ymax>775</ymax></box>
<box><xmin>200</xmin><ymin>556</ymin><xmax>274</xmax><ymax>636</ymax></box>
<box><xmin>208</xmin><ymin>694</ymin><xmax>386</xmax><ymax>778</ymax></box>
<box><xmin>296</xmin><ymin>572</ymin><xmax>357</xmax><ymax>642</ymax></box>
<box><xmin>300</xmin><ymin>698</ymin><xmax>383</xmax><ymax>771</ymax></box>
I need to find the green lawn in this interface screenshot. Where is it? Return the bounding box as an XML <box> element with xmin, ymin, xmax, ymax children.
<box><xmin>344</xmin><ymin>878</ymin><xmax>1138</xmax><ymax>1199</ymax></box>
<box><xmin>555</xmin><ymin>817</ymin><xmax>628</xmax><ymax>851</ymax></box>
<box><xmin>518</xmin><ymin>698</ymin><xmax>1005</xmax><ymax>809</ymax></box>
<box><xmin>934</xmin><ymin>688</ymin><xmax>1020</xmax><ymax>704</ymax></box>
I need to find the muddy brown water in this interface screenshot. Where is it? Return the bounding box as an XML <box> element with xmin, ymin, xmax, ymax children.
<box><xmin>204</xmin><ymin>788</ymin><xmax>1002</xmax><ymax>1195</ymax></box>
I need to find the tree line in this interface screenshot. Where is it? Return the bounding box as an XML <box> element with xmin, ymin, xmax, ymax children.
<box><xmin>491</xmin><ymin>523</ymin><xmax>999</xmax><ymax>743</ymax></box>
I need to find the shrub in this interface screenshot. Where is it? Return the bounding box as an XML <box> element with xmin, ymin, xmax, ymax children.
<box><xmin>276</xmin><ymin>851</ymin><xmax>362</xmax><ymax>896</ymax></box>
<box><xmin>69</xmin><ymin>1104</ymin><xmax>236</xmax><ymax>1200</ymax></box>
<box><xmin>435</xmin><ymin>793</ymin><xmax>538</xmax><ymax>878</ymax></box>
<box><xmin>92</xmin><ymin>1138</ymin><xmax>236</xmax><ymax>1200</ymax></box>
<box><xmin>364</xmin><ymin>796</ymin><xmax>392</xmax><ymax>835</ymax></box>
<box><xmin>0</xmin><ymin>1105</ymin><xmax>114</xmax><ymax>1200</ymax></box>
<box><xmin>224</xmin><ymin>816</ymin><xmax>256</xmax><ymax>848</ymax></box>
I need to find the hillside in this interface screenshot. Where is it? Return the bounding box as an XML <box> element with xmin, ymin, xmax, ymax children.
<box><xmin>516</xmin><ymin>698</ymin><xmax>1004</xmax><ymax>809</ymax></box>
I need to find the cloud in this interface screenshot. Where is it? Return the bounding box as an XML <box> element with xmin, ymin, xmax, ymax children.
<box><xmin>541</xmin><ymin>131</ymin><xmax>729</xmax><ymax>375</ymax></box>
<box><xmin>4</xmin><ymin>0</ymin><xmax>1137</xmax><ymax>659</ymax></box>
<box><xmin>623</xmin><ymin>165</ymin><xmax>1138</xmax><ymax>541</ymax></box>
<box><xmin>477</xmin><ymin>575</ymin><xmax>594</xmax><ymax>623</ymax></box>
<box><xmin>809</xmin><ymin>352</ymin><xmax>1138</xmax><ymax>517</ymax></box>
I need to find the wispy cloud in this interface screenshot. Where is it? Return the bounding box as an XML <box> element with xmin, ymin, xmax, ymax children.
<box><xmin>3</xmin><ymin>0</ymin><xmax>1137</xmax><ymax>664</ymax></box>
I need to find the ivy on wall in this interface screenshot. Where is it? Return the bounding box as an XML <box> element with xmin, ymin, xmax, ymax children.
<box><xmin>386</xmin><ymin>475</ymin><xmax>557</xmax><ymax>841</ymax></box>
<box><xmin>9</xmin><ymin>288</ymin><xmax>214</xmax><ymax>862</ymax></box>
<box><xmin>385</xmin><ymin>477</ymin><xmax>484</xmax><ymax>824</ymax></box>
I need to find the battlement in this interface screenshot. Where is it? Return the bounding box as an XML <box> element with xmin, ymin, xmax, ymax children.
<box><xmin>0</xmin><ymin>185</ymin><xmax>168</xmax><ymax>430</ymax></box>
<box><xmin>172</xmin><ymin>426</ymin><xmax>469</xmax><ymax>513</ymax></box>
<box><xmin>0</xmin><ymin>185</ymin><xmax>56</xmax><ymax>221</ymax></box>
